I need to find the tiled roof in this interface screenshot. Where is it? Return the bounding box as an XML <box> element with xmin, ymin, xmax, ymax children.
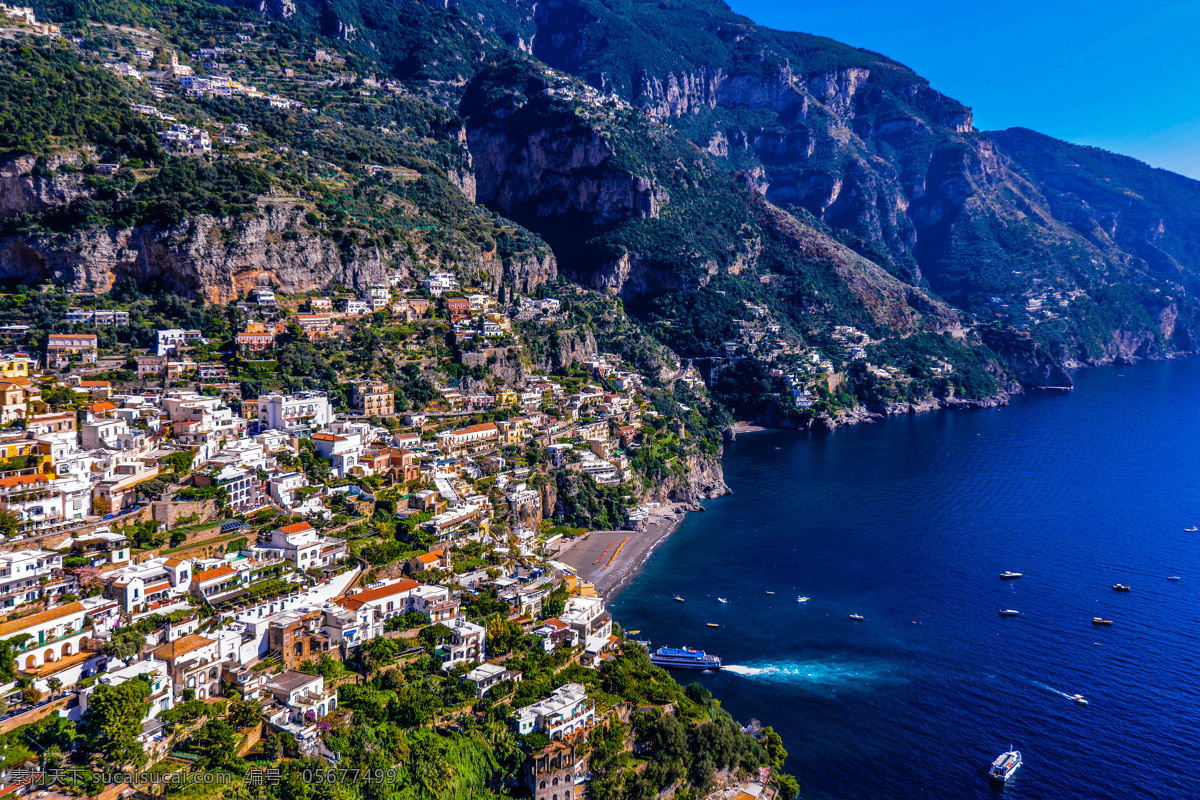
<box><xmin>192</xmin><ymin>564</ymin><xmax>236</xmax><ymax>584</ymax></box>
<box><xmin>0</xmin><ymin>601</ymin><xmax>85</xmax><ymax>639</ymax></box>
<box><xmin>278</xmin><ymin>522</ymin><xmax>313</xmax><ymax>535</ymax></box>
<box><xmin>151</xmin><ymin>633</ymin><xmax>215</xmax><ymax>661</ymax></box>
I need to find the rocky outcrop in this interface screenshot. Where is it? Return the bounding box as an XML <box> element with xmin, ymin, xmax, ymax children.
<box><xmin>465</xmin><ymin>114</ymin><xmax>659</xmax><ymax>237</ymax></box>
<box><xmin>0</xmin><ymin>202</ymin><xmax>556</xmax><ymax>302</ymax></box>
<box><xmin>643</xmin><ymin>453</ymin><xmax>729</xmax><ymax>507</ymax></box>
<box><xmin>0</xmin><ymin>154</ymin><xmax>89</xmax><ymax>219</ymax></box>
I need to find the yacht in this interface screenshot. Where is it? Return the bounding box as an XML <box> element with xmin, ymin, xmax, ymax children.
<box><xmin>1168</xmin><ymin>576</ymin><xmax>1181</xmax><ymax>581</ymax></box>
<box><xmin>1187</xmin><ymin>526</ymin><xmax>1198</xmax><ymax>532</ymax></box>
<box><xmin>999</xmin><ymin>609</ymin><xmax>1019</xmax><ymax>616</ymax></box>
<box><xmin>674</xmin><ymin>596</ymin><xmax>685</xmax><ymax>602</ymax></box>
<box><xmin>649</xmin><ymin>646</ymin><xmax>722</xmax><ymax>671</ymax></box>
<box><xmin>1113</xmin><ymin>584</ymin><xmax>1131</xmax><ymax>592</ymax></box>
<box><xmin>765</xmin><ymin>591</ymin><xmax>775</xmax><ymax>595</ymax></box>
<box><xmin>797</xmin><ymin>596</ymin><xmax>810</xmax><ymax>603</ymax></box>
<box><xmin>717</xmin><ymin>598</ymin><xmax>728</xmax><ymax>604</ymax></box>
<box><xmin>1093</xmin><ymin>618</ymin><xmax>1113</xmax><ymax>625</ymax></box>
<box><xmin>849</xmin><ymin>614</ymin><xmax>865</xmax><ymax>621</ymax></box>
<box><xmin>1073</xmin><ymin>694</ymin><xmax>1088</xmax><ymax>705</ymax></box>
<box><xmin>707</xmin><ymin>623</ymin><xmax>719</xmax><ymax>628</ymax></box>
<box><xmin>989</xmin><ymin>750</ymin><xmax>1022</xmax><ymax>783</ymax></box>
<box><xmin>1000</xmin><ymin>572</ymin><xmax>1023</xmax><ymax>580</ymax></box>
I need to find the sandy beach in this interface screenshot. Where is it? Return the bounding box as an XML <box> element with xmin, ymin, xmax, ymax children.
<box><xmin>554</xmin><ymin>503</ymin><xmax>694</xmax><ymax>598</ymax></box>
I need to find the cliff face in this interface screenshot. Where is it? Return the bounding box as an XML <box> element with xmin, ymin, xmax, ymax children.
<box><xmin>0</xmin><ymin>155</ymin><xmax>556</xmax><ymax>301</ymax></box>
<box><xmin>642</xmin><ymin>452</ymin><xmax>729</xmax><ymax>507</ymax></box>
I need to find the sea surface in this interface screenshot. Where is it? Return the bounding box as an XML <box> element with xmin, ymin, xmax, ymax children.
<box><xmin>610</xmin><ymin>359</ymin><xmax>1200</xmax><ymax>800</ymax></box>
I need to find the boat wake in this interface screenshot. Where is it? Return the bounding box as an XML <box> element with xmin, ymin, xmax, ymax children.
<box><xmin>1032</xmin><ymin>680</ymin><xmax>1077</xmax><ymax>700</ymax></box>
<box><xmin>722</xmin><ymin>660</ymin><xmax>894</xmax><ymax>688</ymax></box>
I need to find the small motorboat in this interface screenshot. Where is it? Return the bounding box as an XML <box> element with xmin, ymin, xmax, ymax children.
<box><xmin>849</xmin><ymin>614</ymin><xmax>865</xmax><ymax>621</ymax></box>
<box><xmin>1072</xmin><ymin>694</ymin><xmax>1088</xmax><ymax>705</ymax></box>
<box><xmin>1186</xmin><ymin>526</ymin><xmax>1198</xmax><ymax>532</ymax></box>
<box><xmin>706</xmin><ymin>623</ymin><xmax>719</xmax><ymax>628</ymax></box>
<box><xmin>674</xmin><ymin>596</ymin><xmax>685</xmax><ymax>602</ymax></box>
<box><xmin>1000</xmin><ymin>572</ymin><xmax>1023</xmax><ymax>579</ymax></box>
<box><xmin>626</xmin><ymin>630</ymin><xmax>641</xmax><ymax>635</ymax></box>
<box><xmin>765</xmin><ymin>591</ymin><xmax>775</xmax><ymax>595</ymax></box>
<box><xmin>797</xmin><ymin>596</ymin><xmax>810</xmax><ymax>603</ymax></box>
<box><xmin>1093</xmin><ymin>618</ymin><xmax>1113</xmax><ymax>625</ymax></box>
<box><xmin>999</xmin><ymin>609</ymin><xmax>1019</xmax><ymax>616</ymax></box>
<box><xmin>989</xmin><ymin>750</ymin><xmax>1022</xmax><ymax>783</ymax></box>
<box><xmin>717</xmin><ymin>598</ymin><xmax>728</xmax><ymax>604</ymax></box>
<box><xmin>1113</xmin><ymin>584</ymin><xmax>1131</xmax><ymax>592</ymax></box>
<box><xmin>1168</xmin><ymin>576</ymin><xmax>1181</xmax><ymax>581</ymax></box>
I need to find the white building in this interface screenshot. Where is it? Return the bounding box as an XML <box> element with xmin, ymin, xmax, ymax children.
<box><xmin>513</xmin><ymin>683</ymin><xmax>594</xmax><ymax>740</ymax></box>
<box><xmin>257</xmin><ymin>392</ymin><xmax>333</xmax><ymax>435</ymax></box>
<box><xmin>0</xmin><ymin>549</ymin><xmax>63</xmax><ymax>609</ymax></box>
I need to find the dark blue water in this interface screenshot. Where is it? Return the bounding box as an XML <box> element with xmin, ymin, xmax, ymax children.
<box><xmin>611</xmin><ymin>360</ymin><xmax>1200</xmax><ymax>800</ymax></box>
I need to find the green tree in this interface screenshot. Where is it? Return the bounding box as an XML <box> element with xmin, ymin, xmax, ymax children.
<box><xmin>0</xmin><ymin>510</ymin><xmax>19</xmax><ymax>538</ymax></box>
<box><xmin>102</xmin><ymin>628</ymin><xmax>145</xmax><ymax>661</ymax></box>
<box><xmin>762</xmin><ymin>726</ymin><xmax>788</xmax><ymax>770</ymax></box>
<box><xmin>190</xmin><ymin>718</ymin><xmax>245</xmax><ymax>773</ymax></box>
<box><xmin>46</xmin><ymin>677</ymin><xmax>62</xmax><ymax>698</ymax></box>
<box><xmin>79</xmin><ymin>680</ymin><xmax>151</xmax><ymax>767</ymax></box>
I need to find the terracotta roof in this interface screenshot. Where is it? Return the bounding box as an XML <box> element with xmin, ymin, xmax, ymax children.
<box><xmin>542</xmin><ymin>618</ymin><xmax>568</xmax><ymax>632</ymax></box>
<box><xmin>0</xmin><ymin>474</ymin><xmax>49</xmax><ymax>489</ymax></box>
<box><xmin>164</xmin><ymin>557</ymin><xmax>185</xmax><ymax>567</ymax></box>
<box><xmin>151</xmin><ymin>633</ymin><xmax>215</xmax><ymax>661</ymax></box>
<box><xmin>311</xmin><ymin>433</ymin><xmax>344</xmax><ymax>441</ymax></box>
<box><xmin>48</xmin><ymin>334</ymin><xmax>97</xmax><ymax>342</ymax></box>
<box><xmin>79</xmin><ymin>380</ymin><xmax>110</xmax><ymax>387</ymax></box>
<box><xmin>0</xmin><ymin>601</ymin><xmax>85</xmax><ymax>639</ymax></box>
<box><xmin>87</xmin><ymin>401</ymin><xmax>117</xmax><ymax>413</ymax></box>
<box><xmin>278</xmin><ymin>522</ymin><xmax>313</xmax><ymax>535</ymax></box>
<box><xmin>338</xmin><ymin>579</ymin><xmax>419</xmax><ymax>609</ymax></box>
<box><xmin>144</xmin><ymin>581</ymin><xmax>171</xmax><ymax>594</ymax></box>
<box><xmin>452</xmin><ymin>422</ymin><xmax>498</xmax><ymax>436</ymax></box>
<box><xmin>192</xmin><ymin>564</ymin><xmax>236</xmax><ymax>584</ymax></box>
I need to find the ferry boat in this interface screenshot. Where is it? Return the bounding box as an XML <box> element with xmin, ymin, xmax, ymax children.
<box><xmin>649</xmin><ymin>646</ymin><xmax>722</xmax><ymax>671</ymax></box>
<box><xmin>1000</xmin><ymin>571</ymin><xmax>1023</xmax><ymax>579</ymax></box>
<box><xmin>999</xmin><ymin>609</ymin><xmax>1019</xmax><ymax>616</ymax></box>
<box><xmin>1113</xmin><ymin>584</ymin><xmax>1131</xmax><ymax>592</ymax></box>
<box><xmin>989</xmin><ymin>750</ymin><xmax>1022</xmax><ymax>783</ymax></box>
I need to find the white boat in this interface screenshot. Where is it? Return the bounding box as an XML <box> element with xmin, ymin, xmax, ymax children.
<box><xmin>674</xmin><ymin>596</ymin><xmax>685</xmax><ymax>602</ymax></box>
<box><xmin>797</xmin><ymin>596</ymin><xmax>809</xmax><ymax>603</ymax></box>
<box><xmin>999</xmin><ymin>609</ymin><xmax>1019</xmax><ymax>616</ymax></box>
<box><xmin>1000</xmin><ymin>571</ymin><xmax>1023</xmax><ymax>579</ymax></box>
<box><xmin>849</xmin><ymin>614</ymin><xmax>864</xmax><ymax>621</ymax></box>
<box><xmin>1073</xmin><ymin>694</ymin><xmax>1088</xmax><ymax>705</ymax></box>
<box><xmin>989</xmin><ymin>750</ymin><xmax>1022</xmax><ymax>783</ymax></box>
<box><xmin>1187</xmin><ymin>526</ymin><xmax>1197</xmax><ymax>532</ymax></box>
<box><xmin>717</xmin><ymin>598</ymin><xmax>728</xmax><ymax>604</ymax></box>
<box><xmin>765</xmin><ymin>591</ymin><xmax>775</xmax><ymax>595</ymax></box>
<box><xmin>1168</xmin><ymin>576</ymin><xmax>1181</xmax><ymax>581</ymax></box>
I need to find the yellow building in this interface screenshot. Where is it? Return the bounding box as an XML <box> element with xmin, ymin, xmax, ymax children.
<box><xmin>0</xmin><ymin>382</ymin><xmax>26</xmax><ymax>424</ymax></box>
<box><xmin>565</xmin><ymin>574</ymin><xmax>597</xmax><ymax>597</ymax></box>
<box><xmin>0</xmin><ymin>355</ymin><xmax>34</xmax><ymax>380</ymax></box>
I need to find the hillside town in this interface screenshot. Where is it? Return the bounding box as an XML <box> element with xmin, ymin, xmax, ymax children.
<box><xmin>0</xmin><ymin>266</ymin><xmax>780</xmax><ymax>800</ymax></box>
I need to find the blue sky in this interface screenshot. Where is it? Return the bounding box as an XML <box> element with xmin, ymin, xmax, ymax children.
<box><xmin>727</xmin><ymin>0</ymin><xmax>1200</xmax><ymax>178</ymax></box>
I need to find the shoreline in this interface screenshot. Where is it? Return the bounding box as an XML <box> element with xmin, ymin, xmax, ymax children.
<box><xmin>553</xmin><ymin>503</ymin><xmax>693</xmax><ymax>601</ymax></box>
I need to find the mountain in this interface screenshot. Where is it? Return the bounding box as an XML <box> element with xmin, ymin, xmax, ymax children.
<box><xmin>11</xmin><ymin>0</ymin><xmax>1200</xmax><ymax>419</ymax></box>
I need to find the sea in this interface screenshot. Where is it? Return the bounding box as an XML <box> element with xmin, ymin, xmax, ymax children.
<box><xmin>610</xmin><ymin>359</ymin><xmax>1200</xmax><ymax>800</ymax></box>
